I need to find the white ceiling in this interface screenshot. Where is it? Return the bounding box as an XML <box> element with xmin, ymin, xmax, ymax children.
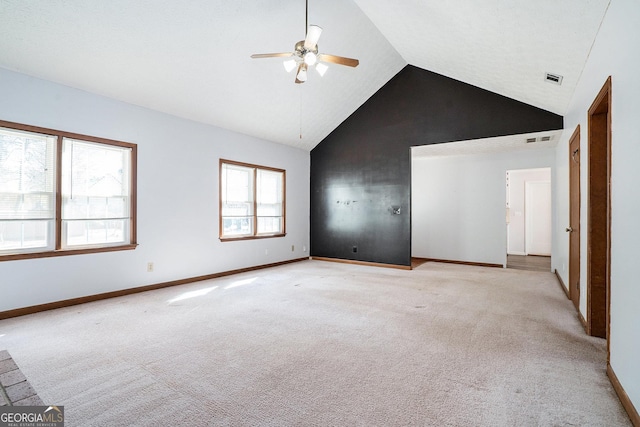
<box><xmin>0</xmin><ymin>1</ymin><xmax>610</xmax><ymax>151</ymax></box>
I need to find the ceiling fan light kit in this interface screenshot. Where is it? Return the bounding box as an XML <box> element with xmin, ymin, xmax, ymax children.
<box><xmin>251</xmin><ymin>2</ymin><xmax>359</xmax><ymax>84</ymax></box>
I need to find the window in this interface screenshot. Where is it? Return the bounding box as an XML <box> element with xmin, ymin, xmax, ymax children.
<box><xmin>220</xmin><ymin>159</ymin><xmax>285</xmax><ymax>240</ymax></box>
<box><xmin>61</xmin><ymin>138</ymin><xmax>131</xmax><ymax>248</ymax></box>
<box><xmin>0</xmin><ymin>120</ymin><xmax>137</xmax><ymax>261</ymax></box>
<box><xmin>0</xmin><ymin>128</ymin><xmax>55</xmax><ymax>253</ymax></box>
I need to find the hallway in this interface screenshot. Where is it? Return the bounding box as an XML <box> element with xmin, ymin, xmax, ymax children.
<box><xmin>507</xmin><ymin>255</ymin><xmax>551</xmax><ymax>272</ymax></box>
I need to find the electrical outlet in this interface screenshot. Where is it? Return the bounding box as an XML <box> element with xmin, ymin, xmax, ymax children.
<box><xmin>147</xmin><ymin>262</ymin><xmax>154</xmax><ymax>272</ymax></box>
<box><xmin>352</xmin><ymin>246</ymin><xmax>358</xmax><ymax>253</ymax></box>
<box><xmin>265</xmin><ymin>249</ymin><xmax>269</xmax><ymax>255</ymax></box>
<box><xmin>291</xmin><ymin>245</ymin><xmax>295</xmax><ymax>252</ymax></box>
<box><xmin>303</xmin><ymin>245</ymin><xmax>307</xmax><ymax>252</ymax></box>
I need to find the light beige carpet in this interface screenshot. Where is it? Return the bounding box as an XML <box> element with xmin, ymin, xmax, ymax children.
<box><xmin>0</xmin><ymin>260</ymin><xmax>631</xmax><ymax>426</ymax></box>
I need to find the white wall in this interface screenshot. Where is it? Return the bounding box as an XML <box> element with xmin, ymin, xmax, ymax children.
<box><xmin>412</xmin><ymin>148</ymin><xmax>555</xmax><ymax>266</ymax></box>
<box><xmin>0</xmin><ymin>68</ymin><xmax>310</xmax><ymax>312</ymax></box>
<box><xmin>553</xmin><ymin>0</ymin><xmax>640</xmax><ymax>412</ymax></box>
<box><xmin>507</xmin><ymin>168</ymin><xmax>551</xmax><ymax>255</ymax></box>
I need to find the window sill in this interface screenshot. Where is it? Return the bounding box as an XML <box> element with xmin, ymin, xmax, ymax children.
<box><xmin>0</xmin><ymin>243</ymin><xmax>138</xmax><ymax>262</ymax></box>
<box><xmin>220</xmin><ymin>233</ymin><xmax>286</xmax><ymax>242</ymax></box>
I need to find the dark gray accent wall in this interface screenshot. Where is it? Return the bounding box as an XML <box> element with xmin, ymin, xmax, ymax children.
<box><xmin>310</xmin><ymin>65</ymin><xmax>563</xmax><ymax>266</ymax></box>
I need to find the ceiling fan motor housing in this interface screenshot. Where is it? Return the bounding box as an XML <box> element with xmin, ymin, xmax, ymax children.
<box><xmin>295</xmin><ymin>40</ymin><xmax>318</xmax><ymax>57</ymax></box>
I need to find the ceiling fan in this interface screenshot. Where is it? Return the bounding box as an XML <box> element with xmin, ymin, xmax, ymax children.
<box><xmin>250</xmin><ymin>0</ymin><xmax>359</xmax><ymax>84</ymax></box>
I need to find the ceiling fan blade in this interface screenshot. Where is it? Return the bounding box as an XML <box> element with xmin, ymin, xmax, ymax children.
<box><xmin>304</xmin><ymin>25</ymin><xmax>322</xmax><ymax>50</ymax></box>
<box><xmin>318</xmin><ymin>54</ymin><xmax>359</xmax><ymax>67</ymax></box>
<box><xmin>250</xmin><ymin>52</ymin><xmax>294</xmax><ymax>59</ymax></box>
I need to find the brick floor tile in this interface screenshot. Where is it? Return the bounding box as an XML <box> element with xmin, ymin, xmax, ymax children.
<box><xmin>0</xmin><ymin>359</ymin><xmax>18</xmax><ymax>375</ymax></box>
<box><xmin>0</xmin><ymin>369</ymin><xmax>26</xmax><ymax>387</ymax></box>
<box><xmin>1</xmin><ymin>391</ymin><xmax>10</xmax><ymax>406</ymax></box>
<box><xmin>0</xmin><ymin>352</ymin><xmax>44</xmax><ymax>408</ymax></box>
<box><xmin>5</xmin><ymin>380</ymin><xmax>36</xmax><ymax>403</ymax></box>
<box><xmin>14</xmin><ymin>394</ymin><xmax>44</xmax><ymax>406</ymax></box>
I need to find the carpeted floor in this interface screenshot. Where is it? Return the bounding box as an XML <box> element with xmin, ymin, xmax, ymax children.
<box><xmin>0</xmin><ymin>260</ymin><xmax>631</xmax><ymax>426</ymax></box>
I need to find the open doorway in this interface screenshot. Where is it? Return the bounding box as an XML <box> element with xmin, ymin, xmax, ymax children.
<box><xmin>410</xmin><ymin>131</ymin><xmax>560</xmax><ymax>268</ymax></box>
<box><xmin>506</xmin><ymin>168</ymin><xmax>552</xmax><ymax>272</ymax></box>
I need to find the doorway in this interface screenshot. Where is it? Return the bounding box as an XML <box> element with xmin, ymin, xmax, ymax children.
<box><xmin>506</xmin><ymin>168</ymin><xmax>552</xmax><ymax>271</ymax></box>
<box><xmin>586</xmin><ymin>77</ymin><xmax>611</xmax><ymax>341</ymax></box>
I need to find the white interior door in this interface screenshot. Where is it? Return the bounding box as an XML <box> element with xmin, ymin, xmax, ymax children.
<box><xmin>525</xmin><ymin>181</ymin><xmax>551</xmax><ymax>256</ymax></box>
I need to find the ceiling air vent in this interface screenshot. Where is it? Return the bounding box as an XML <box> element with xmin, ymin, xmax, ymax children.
<box><xmin>540</xmin><ymin>136</ymin><xmax>552</xmax><ymax>142</ymax></box>
<box><xmin>545</xmin><ymin>72</ymin><xmax>563</xmax><ymax>85</ymax></box>
<box><xmin>526</xmin><ymin>137</ymin><xmax>537</xmax><ymax>143</ymax></box>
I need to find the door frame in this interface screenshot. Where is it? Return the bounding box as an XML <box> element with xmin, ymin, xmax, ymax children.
<box><xmin>586</xmin><ymin>77</ymin><xmax>611</xmax><ymax>352</ymax></box>
<box><xmin>568</xmin><ymin>125</ymin><xmax>581</xmax><ymax>312</ymax></box>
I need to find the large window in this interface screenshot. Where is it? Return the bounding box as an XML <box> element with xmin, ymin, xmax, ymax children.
<box><xmin>0</xmin><ymin>120</ymin><xmax>137</xmax><ymax>260</ymax></box>
<box><xmin>220</xmin><ymin>159</ymin><xmax>285</xmax><ymax>240</ymax></box>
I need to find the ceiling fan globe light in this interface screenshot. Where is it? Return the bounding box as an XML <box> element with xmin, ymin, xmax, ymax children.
<box><xmin>283</xmin><ymin>59</ymin><xmax>297</xmax><ymax>73</ymax></box>
<box><xmin>316</xmin><ymin>62</ymin><xmax>328</xmax><ymax>77</ymax></box>
<box><xmin>297</xmin><ymin>68</ymin><xmax>308</xmax><ymax>82</ymax></box>
<box><xmin>304</xmin><ymin>52</ymin><xmax>317</xmax><ymax>66</ymax></box>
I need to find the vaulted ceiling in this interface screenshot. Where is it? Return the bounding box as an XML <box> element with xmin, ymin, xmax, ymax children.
<box><xmin>0</xmin><ymin>0</ymin><xmax>610</xmax><ymax>151</ymax></box>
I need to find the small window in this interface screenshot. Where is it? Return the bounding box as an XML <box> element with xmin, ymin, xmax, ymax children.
<box><xmin>61</xmin><ymin>138</ymin><xmax>132</xmax><ymax>248</ymax></box>
<box><xmin>220</xmin><ymin>159</ymin><xmax>285</xmax><ymax>240</ymax></box>
<box><xmin>0</xmin><ymin>128</ymin><xmax>56</xmax><ymax>253</ymax></box>
<box><xmin>0</xmin><ymin>120</ymin><xmax>137</xmax><ymax>261</ymax></box>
